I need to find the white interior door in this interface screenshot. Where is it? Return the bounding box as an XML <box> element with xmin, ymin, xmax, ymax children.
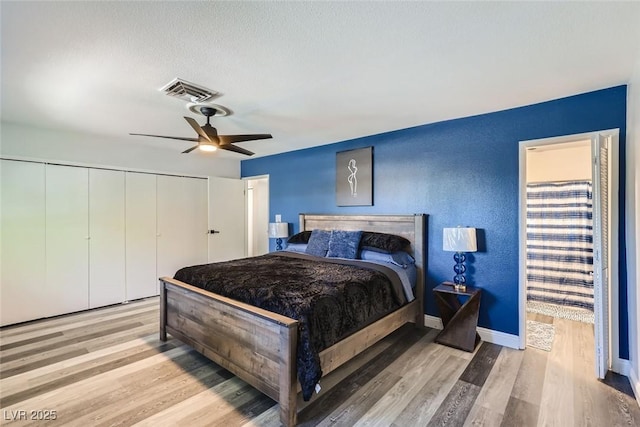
<box><xmin>0</xmin><ymin>160</ymin><xmax>46</xmax><ymax>326</ymax></box>
<box><xmin>89</xmin><ymin>169</ymin><xmax>125</xmax><ymax>308</ymax></box>
<box><xmin>46</xmin><ymin>164</ymin><xmax>89</xmax><ymax>317</ymax></box>
<box><xmin>157</xmin><ymin>175</ymin><xmax>208</xmax><ymax>283</ymax></box>
<box><xmin>247</xmin><ymin>177</ymin><xmax>269</xmax><ymax>257</ymax></box>
<box><xmin>208</xmin><ymin>176</ymin><xmax>246</xmax><ymax>262</ymax></box>
<box><xmin>125</xmin><ymin>172</ymin><xmax>158</xmax><ymax>300</ymax></box>
<box><xmin>592</xmin><ymin>133</ymin><xmax>611</xmax><ymax>379</ymax></box>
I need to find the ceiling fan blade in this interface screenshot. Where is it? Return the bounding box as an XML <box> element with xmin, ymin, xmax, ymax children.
<box><xmin>219</xmin><ymin>134</ymin><xmax>273</xmax><ymax>144</ymax></box>
<box><xmin>130</xmin><ymin>133</ymin><xmax>199</xmax><ymax>142</ymax></box>
<box><xmin>200</xmin><ymin>124</ymin><xmax>221</xmax><ymax>145</ymax></box>
<box><xmin>182</xmin><ymin>145</ymin><xmax>200</xmax><ymax>154</ymax></box>
<box><xmin>219</xmin><ymin>144</ymin><xmax>254</xmax><ymax>156</ymax></box>
<box><xmin>183</xmin><ymin>117</ymin><xmax>210</xmax><ymax>140</ymax></box>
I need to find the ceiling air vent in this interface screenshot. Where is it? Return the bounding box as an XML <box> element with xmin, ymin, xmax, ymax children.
<box><xmin>159</xmin><ymin>78</ymin><xmax>218</xmax><ymax>102</ymax></box>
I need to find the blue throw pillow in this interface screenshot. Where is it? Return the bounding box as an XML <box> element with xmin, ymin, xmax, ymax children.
<box><xmin>305</xmin><ymin>229</ymin><xmax>331</xmax><ymax>257</ymax></box>
<box><xmin>327</xmin><ymin>230</ymin><xmax>363</xmax><ymax>259</ymax></box>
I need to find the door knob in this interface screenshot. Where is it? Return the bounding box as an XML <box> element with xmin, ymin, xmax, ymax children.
<box><xmin>208</xmin><ymin>229</ymin><xmax>220</xmax><ymax>234</ymax></box>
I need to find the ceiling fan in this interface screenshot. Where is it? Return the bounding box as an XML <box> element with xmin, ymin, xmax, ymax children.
<box><xmin>130</xmin><ymin>106</ymin><xmax>272</xmax><ymax>156</ymax></box>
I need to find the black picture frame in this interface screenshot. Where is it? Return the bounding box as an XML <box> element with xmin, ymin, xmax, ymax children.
<box><xmin>336</xmin><ymin>147</ymin><xmax>373</xmax><ymax>206</ymax></box>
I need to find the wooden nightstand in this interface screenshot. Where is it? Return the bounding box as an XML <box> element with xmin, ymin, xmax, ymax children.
<box><xmin>433</xmin><ymin>282</ymin><xmax>482</xmax><ymax>352</ymax></box>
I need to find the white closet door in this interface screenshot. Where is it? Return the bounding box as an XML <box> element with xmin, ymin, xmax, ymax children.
<box><xmin>209</xmin><ymin>176</ymin><xmax>247</xmax><ymax>261</ymax></box>
<box><xmin>125</xmin><ymin>172</ymin><xmax>158</xmax><ymax>300</ymax></box>
<box><xmin>0</xmin><ymin>160</ymin><xmax>46</xmax><ymax>326</ymax></box>
<box><xmin>184</xmin><ymin>177</ymin><xmax>208</xmax><ymax>264</ymax></box>
<box><xmin>89</xmin><ymin>169</ymin><xmax>125</xmax><ymax>308</ymax></box>
<box><xmin>46</xmin><ymin>164</ymin><xmax>89</xmax><ymax>317</ymax></box>
<box><xmin>157</xmin><ymin>176</ymin><xmax>207</xmax><ymax>283</ymax></box>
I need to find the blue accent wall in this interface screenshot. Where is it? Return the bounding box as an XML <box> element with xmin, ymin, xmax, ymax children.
<box><xmin>242</xmin><ymin>86</ymin><xmax>628</xmax><ymax>359</ymax></box>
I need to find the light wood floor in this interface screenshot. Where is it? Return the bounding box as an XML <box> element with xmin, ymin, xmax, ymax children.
<box><xmin>1</xmin><ymin>298</ymin><xmax>638</xmax><ymax>426</ymax></box>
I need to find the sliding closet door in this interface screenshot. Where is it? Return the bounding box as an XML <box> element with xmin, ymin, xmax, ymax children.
<box><xmin>183</xmin><ymin>177</ymin><xmax>209</xmax><ymax>265</ymax></box>
<box><xmin>0</xmin><ymin>160</ymin><xmax>46</xmax><ymax>326</ymax></box>
<box><xmin>125</xmin><ymin>172</ymin><xmax>158</xmax><ymax>300</ymax></box>
<box><xmin>89</xmin><ymin>169</ymin><xmax>125</xmax><ymax>308</ymax></box>
<box><xmin>157</xmin><ymin>176</ymin><xmax>207</xmax><ymax>285</ymax></box>
<box><xmin>46</xmin><ymin>164</ymin><xmax>89</xmax><ymax>317</ymax></box>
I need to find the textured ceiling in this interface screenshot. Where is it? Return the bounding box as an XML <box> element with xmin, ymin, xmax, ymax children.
<box><xmin>2</xmin><ymin>1</ymin><xmax>639</xmax><ymax>159</ymax></box>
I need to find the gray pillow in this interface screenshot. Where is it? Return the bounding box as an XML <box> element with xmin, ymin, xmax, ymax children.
<box><xmin>305</xmin><ymin>229</ymin><xmax>331</xmax><ymax>257</ymax></box>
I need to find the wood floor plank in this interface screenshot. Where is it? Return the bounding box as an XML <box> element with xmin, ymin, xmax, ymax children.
<box><xmin>472</xmin><ymin>346</ymin><xmax>524</xmax><ymax>415</ymax></box>
<box><xmin>459</xmin><ymin>342</ymin><xmax>502</xmax><ymax>387</ymax></box>
<box><xmin>537</xmin><ymin>317</ymin><xmax>575</xmax><ymax>426</ymax></box>
<box><xmin>500</xmin><ymin>396</ymin><xmax>539</xmax><ymax>427</ymax></box>
<box><xmin>0</xmin><ymin>332</ymin><xmax>64</xmax><ymax>351</ymax></box>
<box><xmin>0</xmin><ymin>348</ymin><xmax>90</xmax><ymax>380</ymax></box>
<box><xmin>426</xmin><ymin>379</ymin><xmax>482</xmax><ymax>427</ymax></box>
<box><xmin>463</xmin><ymin>404</ymin><xmax>505</xmax><ymax>427</ymax></box>
<box><xmin>510</xmin><ymin>346</ymin><xmax>548</xmax><ymax>406</ymax></box>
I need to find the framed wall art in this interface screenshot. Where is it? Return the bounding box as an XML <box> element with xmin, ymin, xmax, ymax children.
<box><xmin>336</xmin><ymin>147</ymin><xmax>373</xmax><ymax>206</ymax></box>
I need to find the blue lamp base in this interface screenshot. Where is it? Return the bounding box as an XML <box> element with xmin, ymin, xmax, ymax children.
<box><xmin>452</xmin><ymin>252</ymin><xmax>467</xmax><ymax>291</ymax></box>
<box><xmin>275</xmin><ymin>238</ymin><xmax>283</xmax><ymax>251</ymax></box>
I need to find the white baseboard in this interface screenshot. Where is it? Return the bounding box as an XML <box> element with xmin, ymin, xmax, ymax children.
<box><xmin>424</xmin><ymin>315</ymin><xmax>520</xmax><ymax>349</ymax></box>
<box><xmin>630</xmin><ymin>366</ymin><xmax>640</xmax><ymax>407</ymax></box>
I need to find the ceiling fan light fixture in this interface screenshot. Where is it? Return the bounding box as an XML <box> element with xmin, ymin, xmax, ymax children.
<box><xmin>199</xmin><ymin>144</ymin><xmax>217</xmax><ymax>152</ymax></box>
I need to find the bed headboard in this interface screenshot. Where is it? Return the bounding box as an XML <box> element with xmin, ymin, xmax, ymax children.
<box><xmin>299</xmin><ymin>214</ymin><xmax>427</xmax><ymax>317</ymax></box>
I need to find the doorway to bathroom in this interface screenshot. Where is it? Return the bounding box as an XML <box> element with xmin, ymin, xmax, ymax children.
<box><xmin>519</xmin><ymin>129</ymin><xmax>619</xmax><ymax>378</ymax></box>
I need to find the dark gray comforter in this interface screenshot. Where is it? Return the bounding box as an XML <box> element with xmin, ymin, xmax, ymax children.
<box><xmin>173</xmin><ymin>251</ymin><xmax>407</xmax><ymax>400</ymax></box>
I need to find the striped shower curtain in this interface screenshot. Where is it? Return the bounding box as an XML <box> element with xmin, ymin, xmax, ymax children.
<box><xmin>526</xmin><ymin>180</ymin><xmax>594</xmax><ymax>311</ymax></box>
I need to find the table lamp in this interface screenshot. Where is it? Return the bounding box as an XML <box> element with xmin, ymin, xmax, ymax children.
<box><xmin>268</xmin><ymin>222</ymin><xmax>289</xmax><ymax>251</ymax></box>
<box><xmin>443</xmin><ymin>227</ymin><xmax>477</xmax><ymax>291</ymax></box>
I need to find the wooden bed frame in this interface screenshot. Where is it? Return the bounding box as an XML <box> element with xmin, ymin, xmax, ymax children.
<box><xmin>159</xmin><ymin>214</ymin><xmax>426</xmax><ymax>426</ymax></box>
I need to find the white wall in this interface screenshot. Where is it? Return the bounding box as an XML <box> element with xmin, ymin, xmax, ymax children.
<box><xmin>627</xmin><ymin>52</ymin><xmax>640</xmax><ymax>403</ymax></box>
<box><xmin>0</xmin><ymin>121</ymin><xmax>240</xmax><ymax>178</ymax></box>
<box><xmin>526</xmin><ymin>141</ymin><xmax>592</xmax><ymax>182</ymax></box>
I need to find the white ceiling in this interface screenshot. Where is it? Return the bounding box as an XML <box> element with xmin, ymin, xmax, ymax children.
<box><xmin>2</xmin><ymin>1</ymin><xmax>639</xmax><ymax>159</ymax></box>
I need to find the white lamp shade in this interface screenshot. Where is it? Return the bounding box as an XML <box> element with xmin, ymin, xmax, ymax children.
<box><xmin>443</xmin><ymin>227</ymin><xmax>477</xmax><ymax>252</ymax></box>
<box><xmin>268</xmin><ymin>222</ymin><xmax>289</xmax><ymax>238</ymax></box>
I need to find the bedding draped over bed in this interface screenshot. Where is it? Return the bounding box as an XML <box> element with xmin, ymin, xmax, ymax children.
<box><xmin>173</xmin><ymin>251</ymin><xmax>406</xmax><ymax>400</ymax></box>
<box><xmin>526</xmin><ymin>180</ymin><xmax>594</xmax><ymax>310</ymax></box>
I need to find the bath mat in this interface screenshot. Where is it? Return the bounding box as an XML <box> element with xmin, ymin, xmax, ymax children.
<box><xmin>527</xmin><ymin>320</ymin><xmax>555</xmax><ymax>352</ymax></box>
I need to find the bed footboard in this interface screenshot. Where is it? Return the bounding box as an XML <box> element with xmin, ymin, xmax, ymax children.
<box><xmin>160</xmin><ymin>277</ymin><xmax>299</xmax><ymax>426</ymax></box>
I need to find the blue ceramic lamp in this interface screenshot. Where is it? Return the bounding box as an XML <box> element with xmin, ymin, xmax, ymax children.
<box><xmin>443</xmin><ymin>227</ymin><xmax>477</xmax><ymax>291</ymax></box>
<box><xmin>268</xmin><ymin>222</ymin><xmax>289</xmax><ymax>251</ymax></box>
